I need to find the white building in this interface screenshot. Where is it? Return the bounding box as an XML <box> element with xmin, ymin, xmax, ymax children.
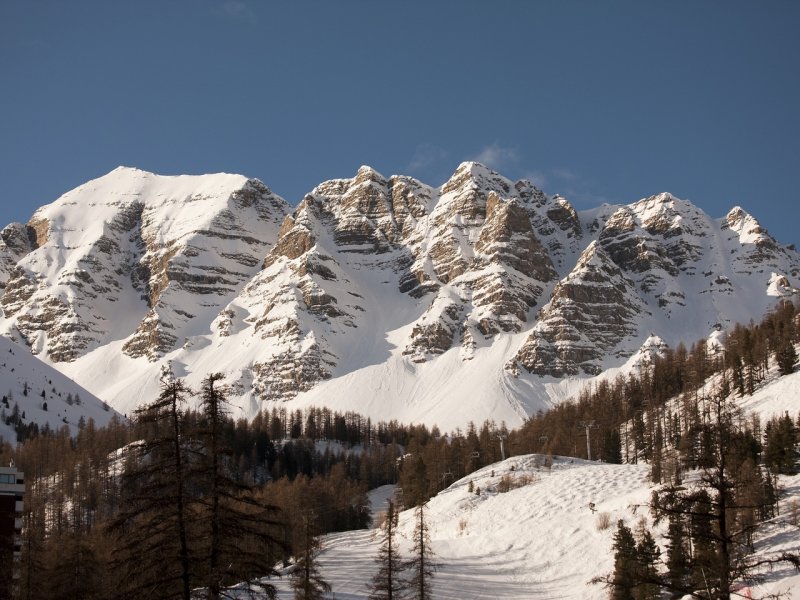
<box><xmin>0</xmin><ymin>464</ymin><xmax>24</xmax><ymax>596</ymax></box>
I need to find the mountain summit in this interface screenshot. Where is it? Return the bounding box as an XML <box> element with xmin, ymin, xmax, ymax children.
<box><xmin>1</xmin><ymin>164</ymin><xmax>797</xmax><ymax>430</ymax></box>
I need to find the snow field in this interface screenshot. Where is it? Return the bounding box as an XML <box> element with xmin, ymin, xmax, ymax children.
<box><xmin>268</xmin><ymin>456</ymin><xmax>654</xmax><ymax>599</ymax></box>
<box><xmin>262</xmin><ymin>448</ymin><xmax>800</xmax><ymax>599</ymax></box>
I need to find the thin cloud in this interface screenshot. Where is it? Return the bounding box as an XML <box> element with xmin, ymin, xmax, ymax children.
<box><xmin>523</xmin><ymin>171</ymin><xmax>548</xmax><ymax>189</ymax></box>
<box><xmin>552</xmin><ymin>167</ymin><xmax>578</xmax><ymax>182</ymax></box>
<box><xmin>407</xmin><ymin>143</ymin><xmax>449</xmax><ymax>172</ymax></box>
<box><xmin>561</xmin><ymin>186</ymin><xmax>611</xmax><ymax>207</ymax></box>
<box><xmin>220</xmin><ymin>1</ymin><xmax>257</xmax><ymax>23</ymax></box>
<box><xmin>470</xmin><ymin>144</ymin><xmax>519</xmax><ymax>171</ymax></box>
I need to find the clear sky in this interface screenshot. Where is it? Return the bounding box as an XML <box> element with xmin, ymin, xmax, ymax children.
<box><xmin>2</xmin><ymin>1</ymin><xmax>799</xmax><ymax>248</ymax></box>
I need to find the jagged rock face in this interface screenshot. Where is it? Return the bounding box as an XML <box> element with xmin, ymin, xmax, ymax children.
<box><xmin>0</xmin><ymin>168</ymin><xmax>289</xmax><ymax>363</ymax></box>
<box><xmin>240</xmin><ymin>162</ymin><xmax>560</xmax><ymax>387</ymax></box>
<box><xmin>593</xmin><ymin>194</ymin><xmax>719</xmax><ymax>312</ymax></box>
<box><xmin>469</xmin><ymin>193</ymin><xmax>556</xmax><ymax>335</ymax></box>
<box><xmin>0</xmin><ymin>164</ymin><xmax>798</xmax><ymax>428</ymax></box>
<box><xmin>123</xmin><ymin>178</ymin><xmax>289</xmax><ymax>361</ymax></box>
<box><xmin>301</xmin><ymin>166</ymin><xmax>433</xmax><ymax>255</ymax></box>
<box><xmin>403</xmin><ymin>294</ymin><xmax>464</xmax><ymax>362</ymax></box>
<box><xmin>722</xmin><ymin>206</ymin><xmax>795</xmax><ymax>276</ymax></box>
<box><xmin>512</xmin><ymin>242</ymin><xmax>646</xmax><ymax>377</ymax></box>
<box><xmin>400</xmin><ymin>164</ymin><xmax>561</xmax><ymax>360</ymax></box>
<box><xmin>0</xmin><ymin>223</ymin><xmax>36</xmax><ymax>291</ymax></box>
<box><xmin>514</xmin><ymin>184</ymin><xmax>583</xmax><ymax>274</ymax></box>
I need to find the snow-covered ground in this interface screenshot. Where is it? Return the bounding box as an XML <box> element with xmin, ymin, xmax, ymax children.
<box><xmin>0</xmin><ymin>336</ymin><xmax>119</xmax><ymax>441</ymax></box>
<box><xmin>256</xmin><ymin>455</ymin><xmax>800</xmax><ymax>599</ymax></box>
<box><xmin>248</xmin><ymin>367</ymin><xmax>800</xmax><ymax>600</ymax></box>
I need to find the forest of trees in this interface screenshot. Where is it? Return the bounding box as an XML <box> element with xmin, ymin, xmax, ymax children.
<box><xmin>0</xmin><ymin>299</ymin><xmax>796</xmax><ymax>598</ymax></box>
<box><xmin>0</xmin><ymin>376</ymin><xmax>511</xmax><ymax>598</ymax></box>
<box><xmin>510</xmin><ymin>299</ymin><xmax>800</xmax><ymax>482</ymax></box>
<box><xmin>596</xmin><ymin>388</ymin><xmax>800</xmax><ymax>599</ymax></box>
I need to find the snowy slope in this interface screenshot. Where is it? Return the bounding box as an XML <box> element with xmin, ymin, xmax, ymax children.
<box><xmin>258</xmin><ymin>456</ymin><xmax>800</xmax><ymax>599</ymax></box>
<box><xmin>253</xmin><ymin>366</ymin><xmax>800</xmax><ymax>600</ymax></box>
<box><xmin>0</xmin><ymin>336</ymin><xmax>119</xmax><ymax>441</ymax></box>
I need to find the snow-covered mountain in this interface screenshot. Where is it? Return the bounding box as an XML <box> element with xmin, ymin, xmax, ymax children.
<box><xmin>0</xmin><ymin>335</ymin><xmax>120</xmax><ymax>442</ymax></box>
<box><xmin>1</xmin><ymin>163</ymin><xmax>798</xmax><ymax>430</ymax></box>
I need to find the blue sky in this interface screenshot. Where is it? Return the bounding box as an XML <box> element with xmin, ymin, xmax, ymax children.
<box><xmin>2</xmin><ymin>1</ymin><xmax>799</xmax><ymax>247</ymax></box>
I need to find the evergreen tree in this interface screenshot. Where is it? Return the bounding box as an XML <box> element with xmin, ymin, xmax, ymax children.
<box><xmin>776</xmin><ymin>339</ymin><xmax>797</xmax><ymax>376</ymax></box>
<box><xmin>688</xmin><ymin>489</ymin><xmax>717</xmax><ymax>595</ymax></box>
<box><xmin>407</xmin><ymin>503</ymin><xmax>437</xmax><ymax>600</ymax></box>
<box><xmin>195</xmin><ymin>373</ymin><xmax>283</xmax><ymax>599</ymax></box>
<box><xmin>398</xmin><ymin>441</ymin><xmax>428</xmax><ymax>508</ymax></box>
<box><xmin>648</xmin><ymin>395</ymin><xmax>800</xmax><ymax>599</ymax></box>
<box><xmin>601</xmin><ymin>429</ymin><xmax>623</xmax><ymax>464</ymax></box>
<box><xmin>370</xmin><ymin>499</ymin><xmax>408</xmax><ymax>600</ymax></box>
<box><xmin>634</xmin><ymin>529</ymin><xmax>659</xmax><ymax>600</ymax></box>
<box><xmin>291</xmin><ymin>511</ymin><xmax>331</xmax><ymax>600</ymax></box>
<box><xmin>664</xmin><ymin>513</ymin><xmax>690</xmax><ymax>599</ymax></box>
<box><xmin>764</xmin><ymin>413</ymin><xmax>797</xmax><ymax>475</ymax></box>
<box><xmin>609</xmin><ymin>520</ymin><xmax>637</xmax><ymax>600</ymax></box>
<box><xmin>106</xmin><ymin>374</ymin><xmax>196</xmax><ymax>600</ymax></box>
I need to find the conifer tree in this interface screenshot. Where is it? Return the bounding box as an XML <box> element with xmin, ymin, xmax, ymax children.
<box><xmin>407</xmin><ymin>503</ymin><xmax>437</xmax><ymax>600</ymax></box>
<box><xmin>609</xmin><ymin>520</ymin><xmax>637</xmax><ymax>600</ymax></box>
<box><xmin>764</xmin><ymin>413</ymin><xmax>797</xmax><ymax>475</ymax></box>
<box><xmin>664</xmin><ymin>513</ymin><xmax>689</xmax><ymax>599</ymax></box>
<box><xmin>44</xmin><ymin>528</ymin><xmax>104</xmax><ymax>600</ymax></box>
<box><xmin>601</xmin><ymin>429</ymin><xmax>623</xmax><ymax>464</ymax></box>
<box><xmin>648</xmin><ymin>395</ymin><xmax>800</xmax><ymax>599</ymax></box>
<box><xmin>776</xmin><ymin>338</ymin><xmax>797</xmax><ymax>376</ymax></box>
<box><xmin>19</xmin><ymin>482</ymin><xmax>47</xmax><ymax>600</ymax></box>
<box><xmin>107</xmin><ymin>373</ymin><xmax>195</xmax><ymax>600</ymax></box>
<box><xmin>195</xmin><ymin>373</ymin><xmax>283</xmax><ymax>599</ymax></box>
<box><xmin>370</xmin><ymin>499</ymin><xmax>408</xmax><ymax>600</ymax></box>
<box><xmin>291</xmin><ymin>511</ymin><xmax>331</xmax><ymax>600</ymax></box>
<box><xmin>634</xmin><ymin>529</ymin><xmax>659</xmax><ymax>600</ymax></box>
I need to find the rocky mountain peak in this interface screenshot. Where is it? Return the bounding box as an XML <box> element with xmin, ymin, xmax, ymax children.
<box><xmin>1</xmin><ymin>168</ymin><xmax>290</xmax><ymax>363</ymax></box>
<box><xmin>0</xmin><ymin>165</ymin><xmax>797</xmax><ymax>431</ymax></box>
<box><xmin>442</xmin><ymin>161</ymin><xmax>514</xmax><ymax>197</ymax></box>
<box><xmin>723</xmin><ymin>206</ymin><xmax>771</xmax><ymax>243</ymax></box>
<box><xmin>353</xmin><ymin>165</ymin><xmax>387</xmax><ymax>185</ymax></box>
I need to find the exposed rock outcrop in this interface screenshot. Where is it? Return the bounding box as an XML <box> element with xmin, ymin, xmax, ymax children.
<box><xmin>0</xmin><ymin>164</ymin><xmax>798</xmax><ymax>426</ymax></box>
<box><xmin>512</xmin><ymin>242</ymin><xmax>646</xmax><ymax>377</ymax></box>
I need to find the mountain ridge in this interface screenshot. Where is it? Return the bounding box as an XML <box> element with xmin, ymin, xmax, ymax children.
<box><xmin>0</xmin><ymin>163</ymin><xmax>797</xmax><ymax>431</ymax></box>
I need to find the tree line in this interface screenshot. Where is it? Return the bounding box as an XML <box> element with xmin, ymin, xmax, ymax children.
<box><xmin>597</xmin><ymin>389</ymin><xmax>800</xmax><ymax>599</ymax></box>
<box><xmin>510</xmin><ymin>299</ymin><xmax>799</xmax><ymax>481</ymax></box>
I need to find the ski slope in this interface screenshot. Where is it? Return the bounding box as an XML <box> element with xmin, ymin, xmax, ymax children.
<box><xmin>257</xmin><ymin>368</ymin><xmax>800</xmax><ymax>599</ymax></box>
<box><xmin>252</xmin><ymin>455</ymin><xmax>800</xmax><ymax>599</ymax></box>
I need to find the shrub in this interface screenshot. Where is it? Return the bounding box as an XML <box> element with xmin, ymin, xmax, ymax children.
<box><xmin>596</xmin><ymin>512</ymin><xmax>612</xmax><ymax>531</ymax></box>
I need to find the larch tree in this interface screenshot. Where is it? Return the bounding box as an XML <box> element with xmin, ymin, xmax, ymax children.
<box><xmin>369</xmin><ymin>499</ymin><xmax>408</xmax><ymax>600</ymax></box>
<box><xmin>407</xmin><ymin>503</ymin><xmax>437</xmax><ymax>600</ymax></box>
<box><xmin>106</xmin><ymin>374</ymin><xmax>196</xmax><ymax>600</ymax></box>
<box><xmin>290</xmin><ymin>511</ymin><xmax>331</xmax><ymax>600</ymax></box>
<box><xmin>195</xmin><ymin>373</ymin><xmax>284</xmax><ymax>599</ymax></box>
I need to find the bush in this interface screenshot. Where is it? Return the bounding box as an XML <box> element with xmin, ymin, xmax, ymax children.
<box><xmin>596</xmin><ymin>512</ymin><xmax>612</xmax><ymax>531</ymax></box>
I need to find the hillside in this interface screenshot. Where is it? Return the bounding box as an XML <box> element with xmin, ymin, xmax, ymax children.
<box><xmin>0</xmin><ymin>335</ymin><xmax>119</xmax><ymax>442</ymax></box>
<box><xmin>261</xmin><ymin>458</ymin><xmax>800</xmax><ymax>599</ymax></box>
<box><xmin>1</xmin><ymin>163</ymin><xmax>798</xmax><ymax>430</ymax></box>
<box><xmin>260</xmin><ymin>368</ymin><xmax>800</xmax><ymax>599</ymax></box>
